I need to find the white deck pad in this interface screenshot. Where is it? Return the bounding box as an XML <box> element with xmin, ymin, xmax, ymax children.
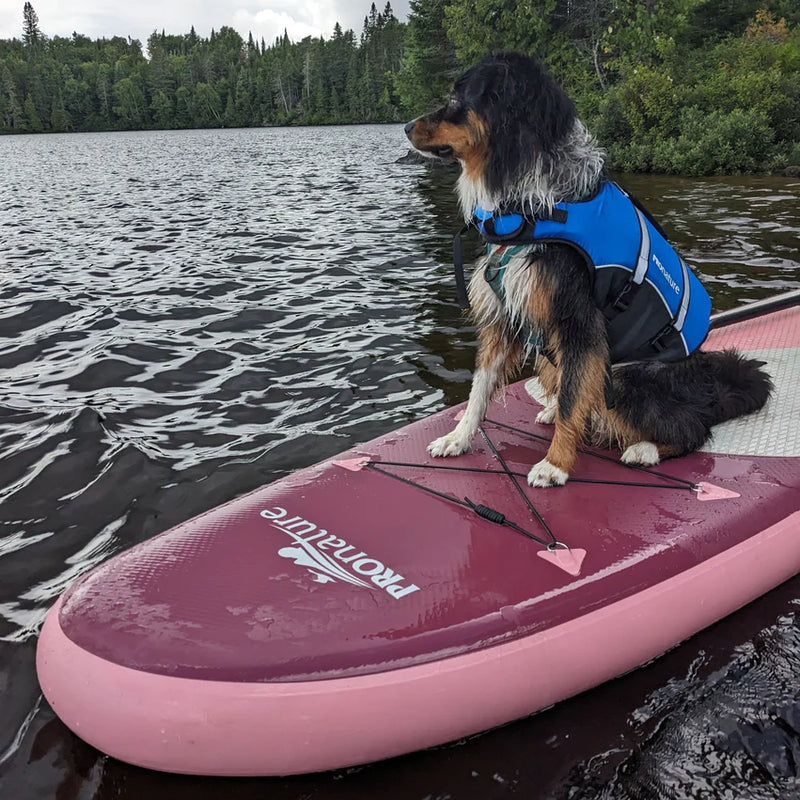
<box><xmin>525</xmin><ymin>345</ymin><xmax>799</xmax><ymax>459</ymax></box>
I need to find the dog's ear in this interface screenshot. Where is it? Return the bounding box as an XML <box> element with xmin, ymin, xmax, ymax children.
<box><xmin>476</xmin><ymin>53</ymin><xmax>576</xmax><ymax>196</ymax></box>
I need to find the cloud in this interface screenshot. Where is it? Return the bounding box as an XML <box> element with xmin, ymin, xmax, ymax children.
<box><xmin>0</xmin><ymin>0</ymin><xmax>410</xmax><ymax>50</ymax></box>
<box><xmin>233</xmin><ymin>1</ymin><xmax>342</xmax><ymax>45</ymax></box>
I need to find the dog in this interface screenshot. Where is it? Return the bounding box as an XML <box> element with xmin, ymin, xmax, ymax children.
<box><xmin>405</xmin><ymin>51</ymin><xmax>772</xmax><ymax>487</ymax></box>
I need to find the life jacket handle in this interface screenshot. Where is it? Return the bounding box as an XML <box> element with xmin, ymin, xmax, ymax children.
<box><xmin>453</xmin><ymin>224</ymin><xmax>471</xmax><ymax>309</ymax></box>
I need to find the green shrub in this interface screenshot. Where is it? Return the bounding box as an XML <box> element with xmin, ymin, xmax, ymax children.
<box><xmin>669</xmin><ymin>107</ymin><xmax>774</xmax><ymax>175</ymax></box>
<box><xmin>604</xmin><ymin>107</ymin><xmax>774</xmax><ymax>175</ymax></box>
<box><xmin>593</xmin><ymin>19</ymin><xmax>799</xmax><ymax>175</ymax></box>
<box><xmin>608</xmin><ymin>66</ymin><xmax>682</xmax><ymax>142</ymax></box>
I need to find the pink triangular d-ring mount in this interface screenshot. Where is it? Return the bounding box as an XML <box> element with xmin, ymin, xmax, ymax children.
<box><xmin>537</xmin><ymin>547</ymin><xmax>586</xmax><ymax>577</ymax></box>
<box><xmin>454</xmin><ymin>409</ymin><xmax>466</xmax><ymax>421</ymax></box>
<box><xmin>695</xmin><ymin>482</ymin><xmax>740</xmax><ymax>502</ymax></box>
<box><xmin>333</xmin><ymin>457</ymin><xmax>371</xmax><ymax>472</ymax></box>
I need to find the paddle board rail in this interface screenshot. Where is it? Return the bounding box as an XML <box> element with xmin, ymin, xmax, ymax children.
<box><xmin>35</xmin><ymin>292</ymin><xmax>800</xmax><ymax>776</ymax></box>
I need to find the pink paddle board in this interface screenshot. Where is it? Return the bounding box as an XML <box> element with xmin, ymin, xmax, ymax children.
<box><xmin>36</xmin><ymin>294</ymin><xmax>800</xmax><ymax>776</ymax></box>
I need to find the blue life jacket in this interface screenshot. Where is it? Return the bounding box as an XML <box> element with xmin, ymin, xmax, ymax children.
<box><xmin>472</xmin><ymin>181</ymin><xmax>711</xmax><ymax>364</ymax></box>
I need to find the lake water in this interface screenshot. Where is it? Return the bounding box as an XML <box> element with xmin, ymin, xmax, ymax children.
<box><xmin>0</xmin><ymin>125</ymin><xmax>799</xmax><ymax>799</ymax></box>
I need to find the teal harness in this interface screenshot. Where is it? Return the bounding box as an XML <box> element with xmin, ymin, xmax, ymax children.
<box><xmin>483</xmin><ymin>244</ymin><xmax>545</xmax><ymax>353</ymax></box>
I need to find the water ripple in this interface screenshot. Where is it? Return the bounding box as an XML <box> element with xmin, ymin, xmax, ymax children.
<box><xmin>0</xmin><ymin>127</ymin><xmax>798</xmax><ymax>796</ymax></box>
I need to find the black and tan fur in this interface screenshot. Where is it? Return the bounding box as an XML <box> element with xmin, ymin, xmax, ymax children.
<box><xmin>405</xmin><ymin>52</ymin><xmax>772</xmax><ymax>486</ymax></box>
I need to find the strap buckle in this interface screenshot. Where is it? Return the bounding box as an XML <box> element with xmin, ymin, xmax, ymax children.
<box><xmin>538</xmin><ymin>207</ymin><xmax>568</xmax><ymax>224</ymax></box>
<box><xmin>604</xmin><ymin>280</ymin><xmax>636</xmax><ymax>320</ymax></box>
<box><xmin>649</xmin><ymin>323</ymin><xmax>673</xmax><ymax>353</ymax></box>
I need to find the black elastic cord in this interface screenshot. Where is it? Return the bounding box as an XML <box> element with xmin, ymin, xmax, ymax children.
<box><xmin>360</xmin><ymin>417</ymin><xmax>699</xmax><ymax>553</ymax></box>
<box><xmin>484</xmin><ymin>417</ymin><xmax>698</xmax><ymax>490</ymax></box>
<box><xmin>366</xmin><ymin>463</ymin><xmax>467</xmax><ymax>508</ymax></box>
<box><xmin>463</xmin><ymin>498</ymin><xmax>551</xmax><ymax>545</ymax></box>
<box><xmin>464</xmin><ymin>499</ymin><xmax>505</xmax><ymax>524</ymax></box>
<box><xmin>374</xmin><ymin>460</ymin><xmax>690</xmax><ymax>491</ymax></box>
<box><xmin>478</xmin><ymin>426</ymin><xmax>558</xmax><ymax>547</ymax></box>
<box><xmin>365</xmin><ymin>463</ymin><xmax>553</xmax><ymax>547</ymax></box>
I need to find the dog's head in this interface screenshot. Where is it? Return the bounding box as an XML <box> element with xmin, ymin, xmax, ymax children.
<box><xmin>405</xmin><ymin>52</ymin><xmax>581</xmax><ymax>210</ymax></box>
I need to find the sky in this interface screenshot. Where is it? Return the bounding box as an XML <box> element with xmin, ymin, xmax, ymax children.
<box><xmin>0</xmin><ymin>0</ymin><xmax>411</xmax><ymax>51</ymax></box>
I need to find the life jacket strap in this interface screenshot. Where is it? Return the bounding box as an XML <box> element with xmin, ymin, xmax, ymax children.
<box><xmin>452</xmin><ymin>224</ymin><xmax>471</xmax><ymax>309</ymax></box>
<box><xmin>454</xmin><ymin>207</ymin><xmax>571</xmax><ymax>311</ymax></box>
<box><xmin>604</xmin><ymin>363</ymin><xmax>615</xmax><ymax>409</ymax></box>
<box><xmin>649</xmin><ymin>323</ymin><xmax>674</xmax><ymax>353</ymax></box>
<box><xmin>602</xmin><ymin>206</ymin><xmax>651</xmax><ymax>322</ymax></box>
<box><xmin>541</xmin><ymin>208</ymin><xmax>568</xmax><ymax>224</ymax></box>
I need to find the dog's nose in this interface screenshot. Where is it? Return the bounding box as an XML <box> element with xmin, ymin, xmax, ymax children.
<box><xmin>404</xmin><ymin>119</ymin><xmax>417</xmax><ymax>136</ymax></box>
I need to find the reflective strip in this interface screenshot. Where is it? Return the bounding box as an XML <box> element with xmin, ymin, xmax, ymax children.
<box><xmin>644</xmin><ymin>276</ymin><xmax>674</xmax><ymax>315</ymax></box>
<box><xmin>594</xmin><ymin>263</ymin><xmax>632</xmax><ymax>272</ymax></box>
<box><xmin>674</xmin><ymin>259</ymin><xmax>691</xmax><ymax>332</ymax></box>
<box><xmin>633</xmin><ymin>209</ymin><xmax>651</xmax><ymax>285</ymax></box>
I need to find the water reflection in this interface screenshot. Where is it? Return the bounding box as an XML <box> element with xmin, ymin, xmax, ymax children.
<box><xmin>0</xmin><ymin>126</ymin><xmax>798</xmax><ymax>799</ymax></box>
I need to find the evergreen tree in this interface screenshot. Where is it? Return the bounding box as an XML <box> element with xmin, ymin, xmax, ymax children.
<box><xmin>194</xmin><ymin>81</ymin><xmax>223</xmax><ymax>126</ymax></box>
<box><xmin>150</xmin><ymin>88</ymin><xmax>173</xmax><ymax>128</ymax></box>
<box><xmin>23</xmin><ymin>92</ymin><xmax>42</xmax><ymax>130</ymax></box>
<box><xmin>50</xmin><ymin>88</ymin><xmax>71</xmax><ymax>131</ymax></box>
<box><xmin>224</xmin><ymin>91</ymin><xmax>236</xmax><ymax>126</ymax></box>
<box><xmin>96</xmin><ymin>62</ymin><xmax>113</xmax><ymax>123</ymax></box>
<box><xmin>22</xmin><ymin>2</ymin><xmax>43</xmax><ymax>49</ymax></box>
<box><xmin>174</xmin><ymin>84</ymin><xmax>192</xmax><ymax>126</ymax></box>
<box><xmin>443</xmin><ymin>0</ymin><xmax>564</xmax><ymax>65</ymax></box>
<box><xmin>1</xmin><ymin>65</ymin><xmax>25</xmax><ymax>130</ymax></box>
<box><xmin>112</xmin><ymin>76</ymin><xmax>146</xmax><ymax>127</ymax></box>
<box><xmin>1</xmin><ymin>0</ymin><xmax>796</xmax><ymax>176</ymax></box>
<box><xmin>396</xmin><ymin>0</ymin><xmax>459</xmax><ymax>114</ymax></box>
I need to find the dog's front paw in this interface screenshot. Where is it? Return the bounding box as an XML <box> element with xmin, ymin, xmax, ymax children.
<box><xmin>527</xmin><ymin>459</ymin><xmax>569</xmax><ymax>487</ymax></box>
<box><xmin>428</xmin><ymin>431</ymin><xmax>471</xmax><ymax>458</ymax></box>
<box><xmin>535</xmin><ymin>402</ymin><xmax>557</xmax><ymax>425</ymax></box>
<box><xmin>621</xmin><ymin>441</ymin><xmax>660</xmax><ymax>466</ymax></box>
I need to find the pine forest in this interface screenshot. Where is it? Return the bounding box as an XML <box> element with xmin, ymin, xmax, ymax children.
<box><xmin>1</xmin><ymin>0</ymin><xmax>799</xmax><ymax>174</ymax></box>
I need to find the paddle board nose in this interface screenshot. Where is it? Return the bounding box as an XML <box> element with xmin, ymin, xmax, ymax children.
<box><xmin>36</xmin><ymin>296</ymin><xmax>800</xmax><ymax>775</ymax></box>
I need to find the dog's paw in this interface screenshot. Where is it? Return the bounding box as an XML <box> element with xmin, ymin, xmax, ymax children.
<box><xmin>621</xmin><ymin>441</ymin><xmax>660</xmax><ymax>466</ymax></box>
<box><xmin>535</xmin><ymin>402</ymin><xmax>557</xmax><ymax>425</ymax></box>
<box><xmin>428</xmin><ymin>432</ymin><xmax>471</xmax><ymax>458</ymax></box>
<box><xmin>527</xmin><ymin>459</ymin><xmax>569</xmax><ymax>487</ymax></box>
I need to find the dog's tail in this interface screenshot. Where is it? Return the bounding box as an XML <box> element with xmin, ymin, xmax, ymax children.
<box><xmin>695</xmin><ymin>348</ymin><xmax>773</xmax><ymax>426</ymax></box>
<box><xmin>610</xmin><ymin>348</ymin><xmax>773</xmax><ymax>454</ymax></box>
